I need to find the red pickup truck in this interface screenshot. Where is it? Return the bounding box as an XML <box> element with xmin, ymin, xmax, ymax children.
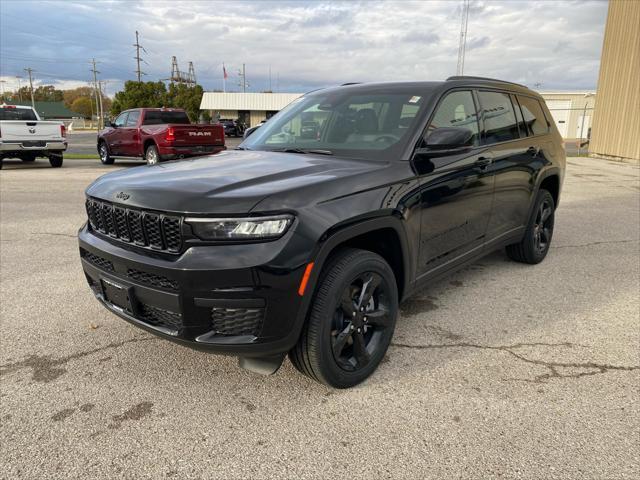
<box><xmin>97</xmin><ymin>108</ymin><xmax>225</xmax><ymax>165</ymax></box>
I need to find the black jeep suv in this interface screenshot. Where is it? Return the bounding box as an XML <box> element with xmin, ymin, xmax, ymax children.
<box><xmin>79</xmin><ymin>77</ymin><xmax>565</xmax><ymax>388</ymax></box>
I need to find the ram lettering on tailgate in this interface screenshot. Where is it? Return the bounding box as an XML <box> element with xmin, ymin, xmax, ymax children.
<box><xmin>188</xmin><ymin>131</ymin><xmax>212</xmax><ymax>136</ymax></box>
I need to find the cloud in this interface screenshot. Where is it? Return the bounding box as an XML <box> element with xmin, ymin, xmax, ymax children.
<box><xmin>0</xmin><ymin>0</ymin><xmax>608</xmax><ymax>93</ymax></box>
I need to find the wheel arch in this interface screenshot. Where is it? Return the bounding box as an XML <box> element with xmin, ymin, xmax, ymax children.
<box><xmin>143</xmin><ymin>138</ymin><xmax>158</xmax><ymax>155</ymax></box>
<box><xmin>306</xmin><ymin>215</ymin><xmax>412</xmax><ymax>303</ymax></box>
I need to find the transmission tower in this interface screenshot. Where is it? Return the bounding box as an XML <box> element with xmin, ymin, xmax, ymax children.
<box><xmin>456</xmin><ymin>0</ymin><xmax>470</xmax><ymax>76</ymax></box>
<box><xmin>187</xmin><ymin>61</ymin><xmax>196</xmax><ymax>85</ymax></box>
<box><xmin>133</xmin><ymin>31</ymin><xmax>147</xmax><ymax>82</ymax></box>
<box><xmin>166</xmin><ymin>56</ymin><xmax>196</xmax><ymax>86</ymax></box>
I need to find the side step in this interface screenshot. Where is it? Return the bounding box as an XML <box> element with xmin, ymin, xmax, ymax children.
<box><xmin>238</xmin><ymin>354</ymin><xmax>285</xmax><ymax>375</ymax></box>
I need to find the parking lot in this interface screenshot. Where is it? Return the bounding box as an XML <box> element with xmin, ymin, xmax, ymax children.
<box><xmin>0</xmin><ymin>157</ymin><xmax>638</xmax><ymax>478</ymax></box>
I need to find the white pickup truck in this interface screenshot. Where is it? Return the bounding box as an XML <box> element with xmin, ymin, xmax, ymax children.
<box><xmin>0</xmin><ymin>104</ymin><xmax>67</xmax><ymax>169</ymax></box>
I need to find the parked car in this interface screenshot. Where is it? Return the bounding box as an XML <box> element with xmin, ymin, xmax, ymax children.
<box><xmin>243</xmin><ymin>119</ymin><xmax>267</xmax><ymax>139</ymax></box>
<box><xmin>79</xmin><ymin>77</ymin><xmax>565</xmax><ymax>388</ymax></box>
<box><xmin>97</xmin><ymin>108</ymin><xmax>225</xmax><ymax>165</ymax></box>
<box><xmin>0</xmin><ymin>104</ymin><xmax>66</xmax><ymax>169</ymax></box>
<box><xmin>220</xmin><ymin>119</ymin><xmax>244</xmax><ymax>137</ymax></box>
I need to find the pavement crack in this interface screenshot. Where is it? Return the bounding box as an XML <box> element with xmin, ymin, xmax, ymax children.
<box><xmin>0</xmin><ymin>336</ymin><xmax>153</xmax><ymax>383</ymax></box>
<box><xmin>31</xmin><ymin>232</ymin><xmax>77</xmax><ymax>239</ymax></box>
<box><xmin>391</xmin><ymin>340</ymin><xmax>639</xmax><ymax>383</ymax></box>
<box><xmin>551</xmin><ymin>239</ymin><xmax>637</xmax><ymax>249</ymax></box>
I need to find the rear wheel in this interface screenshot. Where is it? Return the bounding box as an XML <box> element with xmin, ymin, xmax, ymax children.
<box><xmin>98</xmin><ymin>141</ymin><xmax>114</xmax><ymax>165</ymax></box>
<box><xmin>289</xmin><ymin>248</ymin><xmax>398</xmax><ymax>388</ymax></box>
<box><xmin>49</xmin><ymin>153</ymin><xmax>63</xmax><ymax>168</ymax></box>
<box><xmin>506</xmin><ymin>189</ymin><xmax>555</xmax><ymax>264</ymax></box>
<box><xmin>145</xmin><ymin>145</ymin><xmax>160</xmax><ymax>165</ymax></box>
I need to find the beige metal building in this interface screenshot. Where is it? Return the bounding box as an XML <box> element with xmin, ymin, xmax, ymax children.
<box><xmin>539</xmin><ymin>92</ymin><xmax>596</xmax><ymax>140</ymax></box>
<box><xmin>200</xmin><ymin>92</ymin><xmax>302</xmax><ymax>127</ymax></box>
<box><xmin>589</xmin><ymin>0</ymin><xmax>640</xmax><ymax>162</ymax></box>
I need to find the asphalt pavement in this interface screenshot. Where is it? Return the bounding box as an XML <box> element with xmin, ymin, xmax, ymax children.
<box><xmin>0</xmin><ymin>157</ymin><xmax>638</xmax><ymax>479</ymax></box>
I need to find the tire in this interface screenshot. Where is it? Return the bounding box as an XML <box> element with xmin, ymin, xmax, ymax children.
<box><xmin>22</xmin><ymin>153</ymin><xmax>37</xmax><ymax>162</ymax></box>
<box><xmin>49</xmin><ymin>153</ymin><xmax>63</xmax><ymax>168</ymax></box>
<box><xmin>98</xmin><ymin>141</ymin><xmax>114</xmax><ymax>165</ymax></box>
<box><xmin>0</xmin><ymin>159</ymin><xmax>3</xmax><ymax>170</ymax></box>
<box><xmin>145</xmin><ymin>144</ymin><xmax>160</xmax><ymax>165</ymax></box>
<box><xmin>506</xmin><ymin>189</ymin><xmax>555</xmax><ymax>264</ymax></box>
<box><xmin>289</xmin><ymin>248</ymin><xmax>398</xmax><ymax>388</ymax></box>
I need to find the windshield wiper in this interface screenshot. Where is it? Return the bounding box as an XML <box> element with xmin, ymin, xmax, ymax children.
<box><xmin>273</xmin><ymin>148</ymin><xmax>333</xmax><ymax>155</ymax></box>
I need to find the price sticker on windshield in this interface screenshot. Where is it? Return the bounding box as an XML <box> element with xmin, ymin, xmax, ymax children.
<box><xmin>408</xmin><ymin>96</ymin><xmax>422</xmax><ymax>104</ymax></box>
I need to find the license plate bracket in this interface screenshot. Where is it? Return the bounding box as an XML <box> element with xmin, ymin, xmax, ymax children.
<box><xmin>101</xmin><ymin>278</ymin><xmax>133</xmax><ymax>313</ymax></box>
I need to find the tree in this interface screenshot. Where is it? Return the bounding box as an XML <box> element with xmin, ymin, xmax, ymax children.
<box><xmin>70</xmin><ymin>97</ymin><xmax>93</xmax><ymax>118</ymax></box>
<box><xmin>33</xmin><ymin>85</ymin><xmax>64</xmax><ymax>102</ymax></box>
<box><xmin>165</xmin><ymin>83</ymin><xmax>204</xmax><ymax>122</ymax></box>
<box><xmin>111</xmin><ymin>81</ymin><xmax>167</xmax><ymax>116</ymax></box>
<box><xmin>63</xmin><ymin>87</ymin><xmax>94</xmax><ymax>108</ymax></box>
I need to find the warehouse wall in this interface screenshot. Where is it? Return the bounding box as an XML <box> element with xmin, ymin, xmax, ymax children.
<box><xmin>540</xmin><ymin>93</ymin><xmax>596</xmax><ymax>140</ymax></box>
<box><xmin>589</xmin><ymin>0</ymin><xmax>640</xmax><ymax>162</ymax></box>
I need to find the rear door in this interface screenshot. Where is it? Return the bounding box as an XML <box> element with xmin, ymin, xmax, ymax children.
<box><xmin>416</xmin><ymin>89</ymin><xmax>495</xmax><ymax>277</ymax></box>
<box><xmin>477</xmin><ymin>90</ymin><xmax>542</xmax><ymax>242</ymax></box>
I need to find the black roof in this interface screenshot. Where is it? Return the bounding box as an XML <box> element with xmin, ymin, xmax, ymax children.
<box><xmin>317</xmin><ymin>76</ymin><xmax>537</xmax><ymax>97</ymax></box>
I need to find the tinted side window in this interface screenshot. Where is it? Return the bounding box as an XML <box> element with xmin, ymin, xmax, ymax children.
<box><xmin>478</xmin><ymin>91</ymin><xmax>519</xmax><ymax>144</ymax></box>
<box><xmin>126</xmin><ymin>111</ymin><xmax>140</xmax><ymax>127</ymax></box>
<box><xmin>517</xmin><ymin>96</ymin><xmax>549</xmax><ymax>135</ymax></box>
<box><xmin>114</xmin><ymin>112</ymin><xmax>128</xmax><ymax>127</ymax></box>
<box><xmin>427</xmin><ymin>90</ymin><xmax>479</xmax><ymax>145</ymax></box>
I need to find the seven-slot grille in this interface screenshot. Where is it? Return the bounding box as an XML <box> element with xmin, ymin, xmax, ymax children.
<box><xmin>86</xmin><ymin>198</ymin><xmax>182</xmax><ymax>253</ymax></box>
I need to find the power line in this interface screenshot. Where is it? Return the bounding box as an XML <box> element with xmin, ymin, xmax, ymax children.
<box><xmin>90</xmin><ymin>59</ymin><xmax>104</xmax><ymax>129</ymax></box>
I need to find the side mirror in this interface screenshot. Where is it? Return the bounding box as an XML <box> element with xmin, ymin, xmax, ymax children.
<box><xmin>109</xmin><ymin>122</ymin><xmax>117</xmax><ymax>128</ymax></box>
<box><xmin>424</xmin><ymin>127</ymin><xmax>474</xmax><ymax>149</ymax></box>
<box><xmin>243</xmin><ymin>125</ymin><xmax>260</xmax><ymax>139</ymax></box>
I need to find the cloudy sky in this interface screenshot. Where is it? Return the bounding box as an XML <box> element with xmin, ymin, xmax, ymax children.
<box><xmin>0</xmin><ymin>0</ymin><xmax>608</xmax><ymax>96</ymax></box>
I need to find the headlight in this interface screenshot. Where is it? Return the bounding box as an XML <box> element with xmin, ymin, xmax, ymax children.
<box><xmin>186</xmin><ymin>214</ymin><xmax>294</xmax><ymax>241</ymax></box>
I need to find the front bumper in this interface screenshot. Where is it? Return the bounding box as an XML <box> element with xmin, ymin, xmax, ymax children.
<box><xmin>0</xmin><ymin>140</ymin><xmax>67</xmax><ymax>152</ymax></box>
<box><xmin>78</xmin><ymin>224</ymin><xmax>310</xmax><ymax>357</ymax></box>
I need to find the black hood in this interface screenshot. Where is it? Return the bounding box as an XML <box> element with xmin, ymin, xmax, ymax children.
<box><xmin>85</xmin><ymin>150</ymin><xmax>384</xmax><ymax>214</ymax></box>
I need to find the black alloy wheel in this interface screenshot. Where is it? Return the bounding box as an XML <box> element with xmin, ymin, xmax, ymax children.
<box><xmin>290</xmin><ymin>248</ymin><xmax>398</xmax><ymax>388</ymax></box>
<box><xmin>506</xmin><ymin>188</ymin><xmax>555</xmax><ymax>264</ymax></box>
<box><xmin>331</xmin><ymin>271</ymin><xmax>392</xmax><ymax>372</ymax></box>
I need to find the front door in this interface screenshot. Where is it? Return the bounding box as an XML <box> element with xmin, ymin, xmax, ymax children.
<box><xmin>120</xmin><ymin>110</ymin><xmax>141</xmax><ymax>156</ymax></box>
<box><xmin>105</xmin><ymin>112</ymin><xmax>128</xmax><ymax>155</ymax></box>
<box><xmin>416</xmin><ymin>90</ymin><xmax>495</xmax><ymax>278</ymax></box>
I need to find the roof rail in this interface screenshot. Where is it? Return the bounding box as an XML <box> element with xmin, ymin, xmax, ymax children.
<box><xmin>446</xmin><ymin>76</ymin><xmax>528</xmax><ymax>89</ymax></box>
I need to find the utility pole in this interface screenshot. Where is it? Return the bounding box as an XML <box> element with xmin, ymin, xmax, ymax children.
<box><xmin>15</xmin><ymin>76</ymin><xmax>23</xmax><ymax>101</ymax></box>
<box><xmin>456</xmin><ymin>0</ymin><xmax>470</xmax><ymax>76</ymax></box>
<box><xmin>237</xmin><ymin>64</ymin><xmax>249</xmax><ymax>93</ymax></box>
<box><xmin>24</xmin><ymin>68</ymin><xmax>35</xmax><ymax>108</ymax></box>
<box><xmin>133</xmin><ymin>31</ymin><xmax>146</xmax><ymax>82</ymax></box>
<box><xmin>90</xmin><ymin>59</ymin><xmax>103</xmax><ymax>129</ymax></box>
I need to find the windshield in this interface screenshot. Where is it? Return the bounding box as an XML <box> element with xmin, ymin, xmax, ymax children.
<box><xmin>0</xmin><ymin>107</ymin><xmax>38</xmax><ymax>121</ymax></box>
<box><xmin>142</xmin><ymin>110</ymin><xmax>190</xmax><ymax>125</ymax></box>
<box><xmin>241</xmin><ymin>90</ymin><xmax>430</xmax><ymax>160</ymax></box>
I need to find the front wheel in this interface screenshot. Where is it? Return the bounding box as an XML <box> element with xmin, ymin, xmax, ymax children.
<box><xmin>506</xmin><ymin>189</ymin><xmax>555</xmax><ymax>264</ymax></box>
<box><xmin>289</xmin><ymin>248</ymin><xmax>398</xmax><ymax>388</ymax></box>
<box><xmin>49</xmin><ymin>153</ymin><xmax>63</xmax><ymax>168</ymax></box>
<box><xmin>98</xmin><ymin>142</ymin><xmax>114</xmax><ymax>165</ymax></box>
<box><xmin>145</xmin><ymin>145</ymin><xmax>160</xmax><ymax>165</ymax></box>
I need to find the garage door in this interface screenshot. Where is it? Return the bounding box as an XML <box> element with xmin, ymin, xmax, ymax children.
<box><xmin>545</xmin><ymin>100</ymin><xmax>572</xmax><ymax>138</ymax></box>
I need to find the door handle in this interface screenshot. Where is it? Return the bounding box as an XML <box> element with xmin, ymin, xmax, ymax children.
<box><xmin>474</xmin><ymin>156</ymin><xmax>493</xmax><ymax>169</ymax></box>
